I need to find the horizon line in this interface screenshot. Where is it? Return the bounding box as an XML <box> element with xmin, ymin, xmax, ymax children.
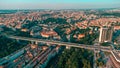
<box><xmin>0</xmin><ymin>7</ymin><xmax>119</xmax><ymax>10</ymax></box>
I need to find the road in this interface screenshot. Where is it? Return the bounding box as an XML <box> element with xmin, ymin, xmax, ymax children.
<box><xmin>7</xmin><ymin>35</ymin><xmax>111</xmax><ymax>52</ymax></box>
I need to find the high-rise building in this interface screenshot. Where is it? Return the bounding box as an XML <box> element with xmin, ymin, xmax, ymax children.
<box><xmin>99</xmin><ymin>26</ymin><xmax>113</xmax><ymax>43</ymax></box>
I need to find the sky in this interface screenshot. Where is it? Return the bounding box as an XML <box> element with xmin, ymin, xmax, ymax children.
<box><xmin>0</xmin><ymin>0</ymin><xmax>120</xmax><ymax>9</ymax></box>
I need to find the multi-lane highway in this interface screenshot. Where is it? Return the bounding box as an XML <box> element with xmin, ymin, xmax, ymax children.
<box><xmin>7</xmin><ymin>35</ymin><xmax>111</xmax><ymax>52</ymax></box>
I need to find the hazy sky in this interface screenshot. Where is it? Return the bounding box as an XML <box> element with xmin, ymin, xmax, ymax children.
<box><xmin>0</xmin><ymin>0</ymin><xmax>120</xmax><ymax>9</ymax></box>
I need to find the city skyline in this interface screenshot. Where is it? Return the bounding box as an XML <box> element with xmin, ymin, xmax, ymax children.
<box><xmin>0</xmin><ymin>0</ymin><xmax>120</xmax><ymax>9</ymax></box>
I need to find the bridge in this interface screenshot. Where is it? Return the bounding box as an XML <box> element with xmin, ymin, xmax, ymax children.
<box><xmin>7</xmin><ymin>35</ymin><xmax>111</xmax><ymax>52</ymax></box>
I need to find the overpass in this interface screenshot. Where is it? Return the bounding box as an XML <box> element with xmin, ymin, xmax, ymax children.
<box><xmin>7</xmin><ymin>35</ymin><xmax>111</xmax><ymax>52</ymax></box>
